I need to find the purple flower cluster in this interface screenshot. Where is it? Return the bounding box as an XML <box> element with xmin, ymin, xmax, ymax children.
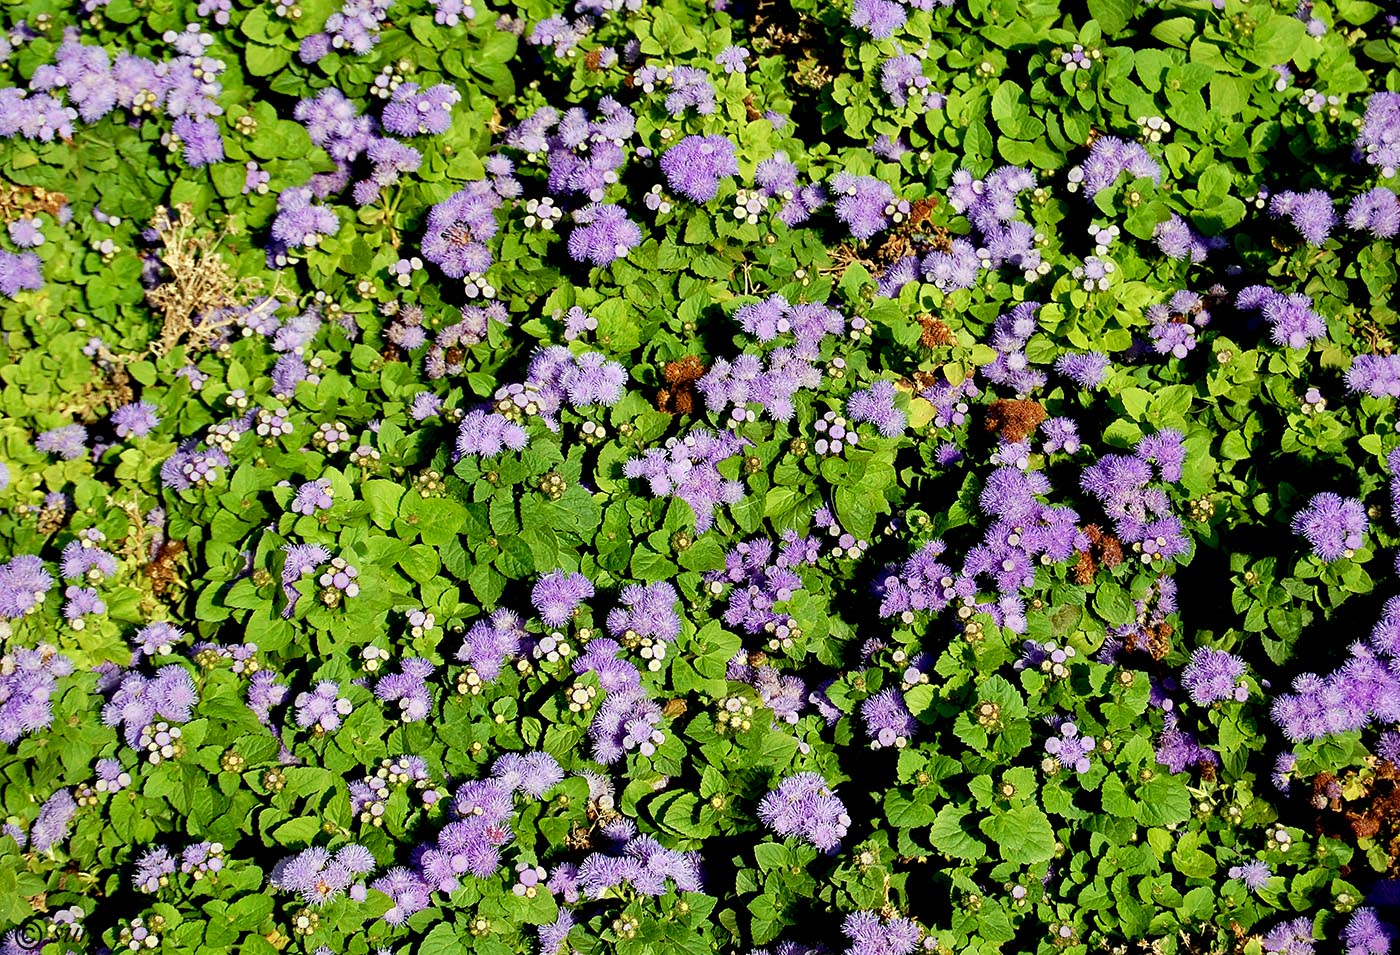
<box><xmin>160</xmin><ymin>443</ymin><xmax>230</xmax><ymax>490</ymax></box>
<box><xmin>1291</xmin><ymin>492</ymin><xmax>1368</xmax><ymax>562</ymax></box>
<box><xmin>32</xmin><ymin>788</ymin><xmax>78</xmax><ymax>854</ymax></box>
<box><xmin>381</xmin><ymin>82</ymin><xmax>460</xmax><ymax>137</ymax></box>
<box><xmin>533</xmin><ymin>569</ymin><xmax>595</xmax><ymax>627</ymax></box>
<box><xmin>291</xmin><ymin>478</ymin><xmax>334</xmax><ymax>516</ymax></box>
<box><xmin>457</xmin><ymin>609</ymin><xmax>528</xmax><ymax>684</ymax></box>
<box><xmin>1227</xmin><ymin>860</ymin><xmax>1271</xmax><ymax>893</ymax></box>
<box><xmin>1153</xmin><ymin>213</ymin><xmax>1224</xmax><ymax>262</ymax></box>
<box><xmin>374</xmin><ymin>658</ymin><xmax>435</xmax><ymax>721</ymax></box>
<box><xmin>982</xmin><ymin>302</ymin><xmax>1045</xmax><ymax>394</ymax></box>
<box><xmin>831</xmin><ymin>173</ymin><xmax>898</xmax><ymax>240</ymax></box>
<box><xmin>133</xmin><ymin>846</ymin><xmax>177</xmax><ymax>893</ymax></box>
<box><xmin>861</xmin><ymin>687</ymin><xmax>916</xmax><ymax>749</ymax></box>
<box><xmin>1270</xmin><ymin>596</ymin><xmax>1400</xmax><ymax>741</ymax></box>
<box><xmin>661</xmin><ymin>134</ymin><xmax>739</xmax><ymax>203</ymax></box>
<box><xmin>1261</xmin><ymin>917</ymin><xmax>1315</xmax><ymax>955</ymax></box>
<box><xmin>293</xmin><ymin>680</ymin><xmax>353</xmax><ymax>734</ymax></box>
<box><xmin>297</xmin><ymin>0</ymin><xmax>393</xmax><ymax>63</ymax></box>
<box><xmin>1154</xmin><ymin>712</ymin><xmax>1219</xmax><ymax>774</ymax></box>
<box><xmin>280</xmin><ymin>543</ymin><xmax>329</xmax><ymax>617</ymax></box>
<box><xmin>271</xmin><ymin>187</ymin><xmax>340</xmax><ymax>251</ymax></box>
<box><xmin>111</xmin><ymin>400</ymin><xmax>159</xmax><ymax>438</ymax></box>
<box><xmin>0</xmin><ymin>645</ymin><xmax>72</xmax><ymax>743</ymax></box>
<box><xmin>839</xmin><ymin>911</ymin><xmax>922</xmax><ymax>955</ymax></box>
<box><xmin>1147</xmin><ymin>290</ymin><xmax>1210</xmax><ymax>359</ymax></box>
<box><xmin>0</xmin><ymin>250</ymin><xmax>43</xmax><ymax>298</ymax></box>
<box><xmin>1356</xmin><ymin>92</ymin><xmax>1400</xmax><ymax>177</ymax></box>
<box><xmin>100</xmin><ymin>666</ymin><xmax>197</xmax><ymax>748</ymax></box>
<box><xmin>1347</xmin><ymin>353</ymin><xmax>1400</xmax><ymax>398</ymax></box>
<box><xmin>0</xmin><ymin>556</ymin><xmax>55</xmax><ymax>619</ymax></box>
<box><xmin>1043</xmin><ymin>720</ymin><xmax>1095</xmax><ymax>773</ymax></box>
<box><xmin>846</xmin><ymin>381</ymin><xmax>906</xmax><ymax>437</ymax></box>
<box><xmin>1269</xmin><ymin>189</ymin><xmax>1337</xmax><ymax>246</ymax></box>
<box><xmin>268</xmin><ymin>844</ymin><xmax>377</xmax><ymax>906</ymax></box>
<box><xmin>1079</xmin><ymin>430</ymin><xmax>1188</xmax><ymax>561</ymax></box>
<box><xmin>1347</xmin><ymin>188</ymin><xmax>1400</xmax><ymax>239</ymax></box>
<box><xmin>1235</xmin><ymin>285</ymin><xmax>1328</xmax><ymax>351</ymax></box>
<box><xmin>36</xmin><ymin>424</ymin><xmax>88</xmax><ymax>460</ymax></box>
<box><xmin>607</xmin><ymin>582</ymin><xmax>681</xmax><ymax>643</ymax></box>
<box><xmin>727</xmin><ymin>654</ymin><xmax>808</xmax><ymax>724</ymax></box>
<box><xmin>508</xmin><ymin>100</ymin><xmax>634</xmax><ymax>202</ymax></box>
<box><xmin>624</xmin><ymin>428</ymin><xmax>747</xmax><ymax>532</ymax></box>
<box><xmin>1054</xmin><ymin>351</ymin><xmax>1109</xmax><ymax>389</ymax></box>
<box><xmin>455</xmin><ymin>410</ymin><xmax>529</xmax><ymax>458</ymax></box>
<box><xmin>704</xmin><ymin>534</ymin><xmax>819</xmax><ymax>637</ymax></box>
<box><xmin>1181</xmin><ymin>648</ymin><xmax>1248</xmax><ymax>704</ymax></box>
<box><xmin>758</xmin><ymin>772</ymin><xmax>850</xmax><ymax>851</ymax></box>
<box><xmin>1344</xmin><ymin>909</ymin><xmax>1394</xmax><ymax>955</ymax></box>
<box><xmin>420</xmin><ymin>181</ymin><xmax>500</xmax><ymax>279</ymax></box>
<box><xmin>575</xmin><ymin>826</ymin><xmax>703</xmax><ymax>897</ymax></box>
<box><xmin>1066</xmin><ymin>136</ymin><xmax>1162</xmax><ymax>197</ymax></box>
<box><xmin>414</xmin><ymin>753</ymin><xmax>561</xmax><ymax>895</ymax></box>
<box><xmin>753</xmin><ymin>153</ymin><xmax>827</xmax><ymax>226</ymax></box>
<box><xmin>568</xmin><ymin>203</ymin><xmax>643</xmax><ymax>266</ymax></box>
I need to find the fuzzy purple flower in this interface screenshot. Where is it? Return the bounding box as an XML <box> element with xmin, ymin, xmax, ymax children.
<box><xmin>758</xmin><ymin>773</ymin><xmax>850</xmax><ymax>852</ymax></box>
<box><xmin>661</xmin><ymin>135</ymin><xmax>739</xmax><ymax>203</ymax></box>
<box><xmin>1292</xmin><ymin>492</ymin><xmax>1367</xmax><ymax>561</ymax></box>
<box><xmin>532</xmin><ymin>570</ymin><xmax>595</xmax><ymax>627</ymax></box>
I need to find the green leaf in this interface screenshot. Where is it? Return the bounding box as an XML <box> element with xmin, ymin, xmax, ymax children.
<box><xmin>979</xmin><ymin>807</ymin><xmax>1056</xmax><ymax>864</ymax></box>
<box><xmin>929</xmin><ymin>804</ymin><xmax>986</xmax><ymax>861</ymax></box>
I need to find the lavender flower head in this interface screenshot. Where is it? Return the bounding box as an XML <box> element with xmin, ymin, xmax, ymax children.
<box><xmin>1181</xmin><ymin>647</ymin><xmax>1248</xmax><ymax>705</ymax></box>
<box><xmin>1227</xmin><ymin>860</ymin><xmax>1271</xmax><ymax>893</ymax></box>
<box><xmin>532</xmin><ymin>569</ymin><xmax>595</xmax><ymax>627</ymax></box>
<box><xmin>660</xmin><ymin>134</ymin><xmax>739</xmax><ymax>203</ymax></box>
<box><xmin>1291</xmin><ymin>492</ymin><xmax>1367</xmax><ymax>562</ymax></box>
<box><xmin>861</xmin><ymin>687</ymin><xmax>916</xmax><ymax>749</ymax></box>
<box><xmin>758</xmin><ymin>772</ymin><xmax>851</xmax><ymax>852</ymax></box>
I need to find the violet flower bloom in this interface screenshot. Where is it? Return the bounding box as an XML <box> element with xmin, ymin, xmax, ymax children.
<box><xmin>660</xmin><ymin>134</ymin><xmax>739</xmax><ymax>203</ymax></box>
<box><xmin>1291</xmin><ymin>492</ymin><xmax>1367</xmax><ymax>562</ymax></box>
<box><xmin>1153</xmin><ymin>213</ymin><xmax>1224</xmax><ymax>262</ymax></box>
<box><xmin>293</xmin><ymin>680</ymin><xmax>353</xmax><ymax>733</ymax></box>
<box><xmin>0</xmin><ymin>251</ymin><xmax>47</xmax><ymax>298</ymax></box>
<box><xmin>1260</xmin><ymin>917</ymin><xmax>1315</xmax><ymax>955</ymax></box>
<box><xmin>1044</xmin><ymin>721</ymin><xmax>1095</xmax><ymax>773</ymax></box>
<box><xmin>454</xmin><ymin>410</ymin><xmax>529</xmax><ymax>458</ymax></box>
<box><xmin>831</xmin><ymin>172</ymin><xmax>895</xmax><ymax>240</ymax></box>
<box><xmin>1066</xmin><ymin>136</ymin><xmax>1162</xmax><ymax>197</ymax></box>
<box><xmin>290</xmin><ymin>478</ymin><xmax>334</xmax><ymax>516</ymax></box>
<box><xmin>841</xmin><ymin>911</ymin><xmax>922</xmax><ymax>955</ymax></box>
<box><xmin>1343</xmin><ymin>908</ymin><xmax>1394</xmax><ymax>955</ymax></box>
<box><xmin>1227</xmin><ymin>860</ymin><xmax>1271</xmax><ymax>893</ymax></box>
<box><xmin>112</xmin><ymin>400</ymin><xmax>159</xmax><ymax>438</ymax></box>
<box><xmin>0</xmin><ymin>644</ymin><xmax>72</xmax><ymax>743</ymax></box>
<box><xmin>568</xmin><ymin>203</ymin><xmax>642</xmax><ymax>266</ymax></box>
<box><xmin>862</xmin><ymin>687</ymin><xmax>916</xmax><ymax>749</ymax></box>
<box><xmin>36</xmin><ymin>424</ymin><xmax>88</xmax><ymax>460</ymax></box>
<box><xmin>758</xmin><ymin>773</ymin><xmax>850</xmax><ymax>852</ymax></box>
<box><xmin>847</xmin><ymin>380</ymin><xmax>906</xmax><ymax>437</ymax></box>
<box><xmin>624</xmin><ymin>428</ymin><xmax>747</xmax><ymax>532</ymax></box>
<box><xmin>1347</xmin><ymin>187</ymin><xmax>1400</xmax><ymax>239</ymax></box>
<box><xmin>372</xmin><ymin>867</ymin><xmax>432</xmax><ymax>925</ymax></box>
<box><xmin>7</xmin><ymin>217</ymin><xmax>43</xmax><ymax>248</ymax></box>
<box><xmin>0</xmin><ymin>556</ymin><xmax>56</xmax><ymax>619</ymax></box>
<box><xmin>421</xmin><ymin>181</ymin><xmax>500</xmax><ymax>278</ymax></box>
<box><xmin>1269</xmin><ymin>189</ymin><xmax>1336</xmax><ymax>246</ymax></box>
<box><xmin>532</xmin><ymin>569</ymin><xmax>595</xmax><ymax>627</ymax></box>
<box><xmin>133</xmin><ymin>847</ymin><xmax>177</xmax><ymax>893</ymax></box>
<box><xmin>31</xmin><ymin>789</ymin><xmax>78</xmax><ymax>853</ymax></box>
<box><xmin>374</xmin><ymin>658</ymin><xmax>435</xmax><ymax>722</ymax></box>
<box><xmin>457</xmin><ymin>609</ymin><xmax>527</xmax><ymax>682</ymax></box>
<box><xmin>850</xmin><ymin>0</ymin><xmax>907</xmax><ymax>39</ymax></box>
<box><xmin>607</xmin><ymin>582</ymin><xmax>681</xmax><ymax>642</ymax></box>
<box><xmin>1357</xmin><ymin>92</ymin><xmax>1400</xmax><ymax>177</ymax></box>
<box><xmin>1181</xmin><ymin>647</ymin><xmax>1248</xmax><ymax>705</ymax></box>
<box><xmin>280</xmin><ymin>543</ymin><xmax>330</xmax><ymax>617</ymax></box>
<box><xmin>1054</xmin><ymin>352</ymin><xmax>1109</xmax><ymax>388</ymax></box>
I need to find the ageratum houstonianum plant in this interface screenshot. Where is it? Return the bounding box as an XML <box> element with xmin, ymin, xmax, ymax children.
<box><xmin>7</xmin><ymin>0</ymin><xmax>1400</xmax><ymax>951</ymax></box>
